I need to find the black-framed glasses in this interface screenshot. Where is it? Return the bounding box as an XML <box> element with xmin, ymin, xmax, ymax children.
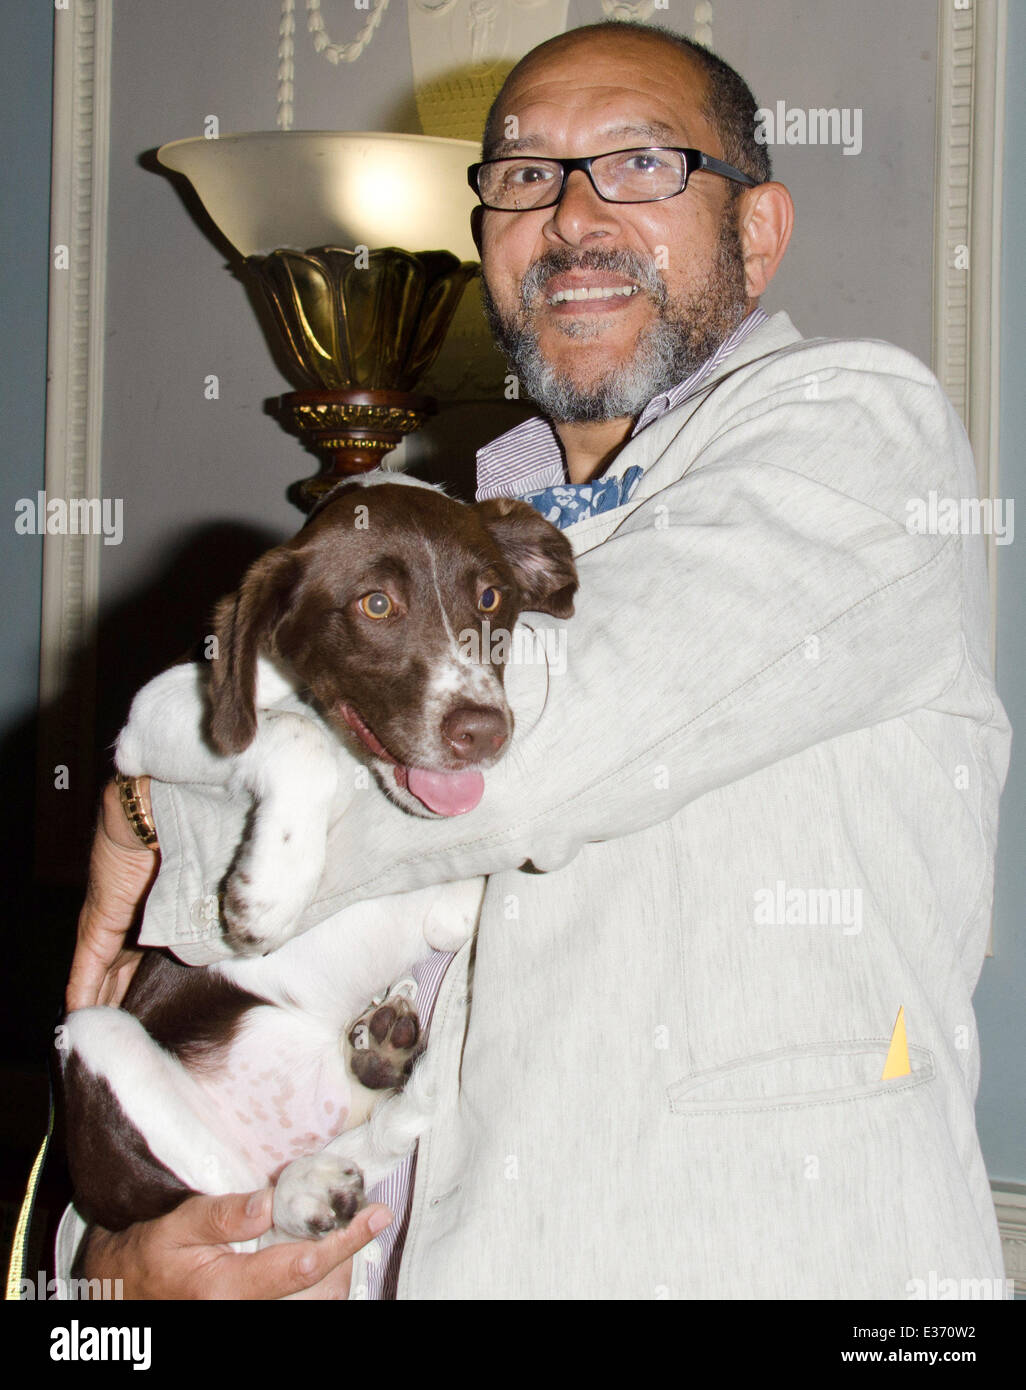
<box><xmin>467</xmin><ymin>147</ymin><xmax>758</xmax><ymax>212</ymax></box>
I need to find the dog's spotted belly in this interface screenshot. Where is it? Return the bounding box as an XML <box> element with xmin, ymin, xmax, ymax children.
<box><xmin>191</xmin><ymin>1005</ymin><xmax>354</xmax><ymax>1184</ymax></box>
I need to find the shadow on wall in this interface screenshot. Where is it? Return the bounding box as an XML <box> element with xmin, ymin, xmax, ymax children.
<box><xmin>0</xmin><ymin>515</ymin><xmax>287</xmax><ymax>1277</ymax></box>
<box><xmin>4</xmin><ymin>518</ymin><xmax>281</xmax><ymax>1044</ymax></box>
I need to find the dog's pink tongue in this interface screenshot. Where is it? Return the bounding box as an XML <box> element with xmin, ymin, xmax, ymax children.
<box><xmin>406</xmin><ymin>768</ymin><xmax>484</xmax><ymax>816</ymax></box>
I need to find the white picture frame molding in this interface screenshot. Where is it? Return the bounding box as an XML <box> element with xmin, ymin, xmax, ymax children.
<box><xmin>38</xmin><ymin>0</ymin><xmax>111</xmax><ymax>878</ymax></box>
<box><xmin>993</xmin><ymin>1188</ymin><xmax>1026</xmax><ymax>1296</ymax></box>
<box><xmin>932</xmin><ymin>0</ymin><xmax>1007</xmax><ymax>656</ymax></box>
<box><xmin>38</xmin><ymin>0</ymin><xmax>1021</xmax><ymax>1282</ymax></box>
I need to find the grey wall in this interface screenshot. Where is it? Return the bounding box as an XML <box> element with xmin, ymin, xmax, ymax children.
<box><xmin>0</xmin><ymin>0</ymin><xmax>57</xmax><ymax>1060</ymax></box>
<box><xmin>710</xmin><ymin>0</ymin><xmax>937</xmax><ymax>359</ymax></box>
<box><xmin>0</xmin><ymin>0</ymin><xmax>61</xmax><ymax>1212</ymax></box>
<box><xmin>0</xmin><ymin>0</ymin><xmax>51</xmax><ymax>750</ymax></box>
<box><xmin>974</xmin><ymin>0</ymin><xmax>1026</xmax><ymax>1189</ymax></box>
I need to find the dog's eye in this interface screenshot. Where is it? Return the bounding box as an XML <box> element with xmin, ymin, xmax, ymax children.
<box><xmin>358</xmin><ymin>592</ymin><xmax>393</xmax><ymax>620</ymax></box>
<box><xmin>478</xmin><ymin>587</ymin><xmax>502</xmax><ymax>613</ymax></box>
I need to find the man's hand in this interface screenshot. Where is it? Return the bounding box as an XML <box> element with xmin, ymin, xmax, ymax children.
<box><xmin>79</xmin><ymin>1187</ymin><xmax>392</xmax><ymax>1300</ymax></box>
<box><xmin>66</xmin><ymin>779</ymin><xmax>159</xmax><ymax>1011</ymax></box>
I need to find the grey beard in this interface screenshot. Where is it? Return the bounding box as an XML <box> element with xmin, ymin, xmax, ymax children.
<box><xmin>481</xmin><ymin>217</ymin><xmax>749</xmax><ymax>424</ymax></box>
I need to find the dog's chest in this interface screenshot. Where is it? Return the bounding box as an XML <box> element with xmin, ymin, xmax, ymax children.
<box><xmin>191</xmin><ymin>1004</ymin><xmax>354</xmax><ymax>1183</ymax></box>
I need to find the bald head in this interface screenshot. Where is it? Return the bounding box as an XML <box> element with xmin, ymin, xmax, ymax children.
<box><xmin>483</xmin><ymin>22</ymin><xmax>771</xmax><ymax>188</ymax></box>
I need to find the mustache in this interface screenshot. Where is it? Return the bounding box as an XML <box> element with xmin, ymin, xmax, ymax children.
<box><xmin>518</xmin><ymin>247</ymin><xmax>667</xmax><ymax>311</ymax></box>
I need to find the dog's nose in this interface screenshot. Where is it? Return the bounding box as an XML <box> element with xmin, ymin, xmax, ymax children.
<box><xmin>441</xmin><ymin>706</ymin><xmax>508</xmax><ymax>762</ymax></box>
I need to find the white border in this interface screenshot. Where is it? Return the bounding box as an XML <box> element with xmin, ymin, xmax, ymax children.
<box><xmin>38</xmin><ymin>0</ymin><xmax>111</xmax><ymax>876</ymax></box>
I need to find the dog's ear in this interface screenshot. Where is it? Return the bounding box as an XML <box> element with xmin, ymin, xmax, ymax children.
<box><xmin>475</xmin><ymin>498</ymin><xmax>579</xmax><ymax>619</ymax></box>
<box><xmin>208</xmin><ymin>547</ymin><xmax>302</xmax><ymax>755</ymax></box>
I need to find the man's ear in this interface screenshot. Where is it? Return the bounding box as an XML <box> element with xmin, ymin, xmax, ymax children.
<box><xmin>208</xmin><ymin>547</ymin><xmax>302</xmax><ymax>755</ymax></box>
<box><xmin>476</xmin><ymin>498</ymin><xmax>578</xmax><ymax>619</ymax></box>
<box><xmin>736</xmin><ymin>181</ymin><xmax>794</xmax><ymax>300</ymax></box>
<box><xmin>471</xmin><ymin>205</ymin><xmax>485</xmax><ymax>256</ymax></box>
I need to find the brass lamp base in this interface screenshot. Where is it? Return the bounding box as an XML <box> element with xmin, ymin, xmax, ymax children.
<box><xmin>277</xmin><ymin>387</ymin><xmax>437</xmax><ymax>510</ymax></box>
<box><xmin>246</xmin><ymin>245</ymin><xmax>477</xmax><ymax>509</ymax></box>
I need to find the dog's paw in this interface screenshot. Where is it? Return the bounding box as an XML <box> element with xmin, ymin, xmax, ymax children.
<box><xmin>348</xmin><ymin>982</ymin><xmax>424</xmax><ymax>1091</ymax></box>
<box><xmin>222</xmin><ymin>871</ymin><xmax>302</xmax><ymax>956</ymax></box>
<box><xmin>422</xmin><ymin>877</ymin><xmax>485</xmax><ymax>952</ymax></box>
<box><xmin>222</xmin><ymin>842</ymin><xmax>325</xmax><ymax>956</ymax></box>
<box><xmin>272</xmin><ymin>1154</ymin><xmax>365</xmax><ymax>1239</ymax></box>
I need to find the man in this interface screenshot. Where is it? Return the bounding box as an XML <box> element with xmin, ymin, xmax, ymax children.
<box><xmin>64</xmin><ymin>22</ymin><xmax>1010</xmax><ymax>1298</ymax></box>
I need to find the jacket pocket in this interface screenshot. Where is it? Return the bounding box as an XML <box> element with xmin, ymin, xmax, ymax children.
<box><xmin>667</xmin><ymin>1039</ymin><xmax>934</xmax><ymax>1116</ymax></box>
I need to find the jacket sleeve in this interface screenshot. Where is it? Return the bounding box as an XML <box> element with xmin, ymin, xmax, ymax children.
<box><xmin>145</xmin><ymin>340</ymin><xmax>977</xmax><ymax>945</ymax></box>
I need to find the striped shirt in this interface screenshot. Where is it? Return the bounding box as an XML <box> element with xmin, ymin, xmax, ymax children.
<box><xmin>364</xmin><ymin>303</ymin><xmax>768</xmax><ymax>1298</ymax></box>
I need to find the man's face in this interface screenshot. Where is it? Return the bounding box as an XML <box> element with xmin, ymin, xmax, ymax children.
<box><xmin>478</xmin><ymin>35</ymin><xmax>750</xmax><ymax>423</ymax></box>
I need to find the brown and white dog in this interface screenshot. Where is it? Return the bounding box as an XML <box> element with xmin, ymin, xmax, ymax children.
<box><xmin>60</xmin><ymin>473</ymin><xmax>577</xmax><ymax>1245</ymax></box>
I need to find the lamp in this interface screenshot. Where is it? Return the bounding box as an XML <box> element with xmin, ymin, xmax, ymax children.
<box><xmin>157</xmin><ymin>131</ymin><xmax>480</xmax><ymax>508</ymax></box>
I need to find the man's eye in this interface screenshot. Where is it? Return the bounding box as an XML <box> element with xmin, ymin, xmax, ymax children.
<box><xmin>505</xmin><ymin>163</ymin><xmax>555</xmax><ymax>188</ymax></box>
<box><xmin>358</xmin><ymin>591</ymin><xmax>393</xmax><ymax>619</ymax></box>
<box><xmin>621</xmin><ymin>152</ymin><xmax>669</xmax><ymax>174</ymax></box>
<box><xmin>478</xmin><ymin>587</ymin><xmax>502</xmax><ymax>613</ymax></box>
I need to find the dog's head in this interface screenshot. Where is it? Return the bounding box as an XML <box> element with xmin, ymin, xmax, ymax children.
<box><xmin>207</xmin><ymin>479</ymin><xmax>578</xmax><ymax>816</ymax></box>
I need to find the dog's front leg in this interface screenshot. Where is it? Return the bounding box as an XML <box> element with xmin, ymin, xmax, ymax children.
<box><xmin>221</xmin><ymin>710</ymin><xmax>340</xmax><ymax>955</ymax></box>
<box><xmin>115</xmin><ymin>663</ymin><xmax>234</xmax><ymax>786</ymax></box>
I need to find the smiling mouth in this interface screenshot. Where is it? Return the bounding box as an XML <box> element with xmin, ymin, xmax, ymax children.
<box><xmin>337</xmin><ymin>702</ymin><xmax>485</xmax><ymax>817</ymax></box>
<box><xmin>546</xmin><ymin>284</ymin><xmax>640</xmax><ymax>306</ymax></box>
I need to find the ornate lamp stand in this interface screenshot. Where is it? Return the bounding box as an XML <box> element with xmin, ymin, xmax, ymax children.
<box><xmin>250</xmin><ymin>245</ymin><xmax>476</xmax><ymax>506</ymax></box>
<box><xmin>156</xmin><ymin>132</ymin><xmax>479</xmax><ymax>509</ymax></box>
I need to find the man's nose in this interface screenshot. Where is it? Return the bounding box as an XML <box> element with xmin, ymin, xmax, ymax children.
<box><xmin>544</xmin><ymin>169</ymin><xmax>622</xmax><ymax>246</ymax></box>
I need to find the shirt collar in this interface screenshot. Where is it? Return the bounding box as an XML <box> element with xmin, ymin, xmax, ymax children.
<box><xmin>476</xmin><ymin>306</ymin><xmax>769</xmax><ymax>502</ymax></box>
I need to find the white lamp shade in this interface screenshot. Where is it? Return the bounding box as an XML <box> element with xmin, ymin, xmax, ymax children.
<box><xmin>156</xmin><ymin>131</ymin><xmax>481</xmax><ymax>262</ymax></box>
